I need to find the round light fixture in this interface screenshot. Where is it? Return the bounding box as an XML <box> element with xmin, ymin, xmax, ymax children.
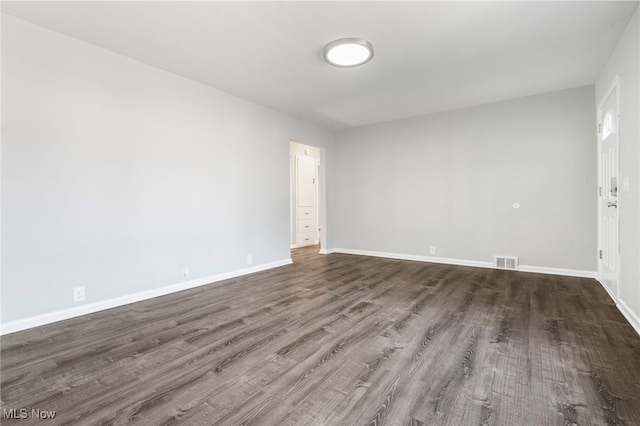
<box><xmin>323</xmin><ymin>38</ymin><xmax>374</xmax><ymax>67</ymax></box>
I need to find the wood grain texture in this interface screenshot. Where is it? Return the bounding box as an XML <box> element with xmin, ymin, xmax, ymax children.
<box><xmin>1</xmin><ymin>246</ymin><xmax>639</xmax><ymax>425</ymax></box>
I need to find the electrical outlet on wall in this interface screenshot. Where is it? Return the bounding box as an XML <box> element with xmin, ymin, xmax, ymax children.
<box><xmin>429</xmin><ymin>246</ymin><xmax>437</xmax><ymax>255</ymax></box>
<box><xmin>182</xmin><ymin>266</ymin><xmax>189</xmax><ymax>277</ymax></box>
<box><xmin>73</xmin><ymin>286</ymin><xmax>85</xmax><ymax>302</ymax></box>
<box><xmin>247</xmin><ymin>254</ymin><xmax>253</xmax><ymax>265</ymax></box>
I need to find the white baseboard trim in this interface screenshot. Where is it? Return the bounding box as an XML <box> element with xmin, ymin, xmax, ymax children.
<box><xmin>617</xmin><ymin>298</ymin><xmax>640</xmax><ymax>337</ymax></box>
<box><xmin>318</xmin><ymin>248</ymin><xmax>335</xmax><ymax>255</ymax></box>
<box><xmin>330</xmin><ymin>248</ymin><xmax>597</xmax><ymax>279</ymax></box>
<box><xmin>596</xmin><ymin>278</ymin><xmax>618</xmax><ymax>300</ymax></box>
<box><xmin>517</xmin><ymin>265</ymin><xmax>598</xmax><ymax>279</ymax></box>
<box><xmin>0</xmin><ymin>258</ymin><xmax>292</xmax><ymax>336</ymax></box>
<box><xmin>595</xmin><ymin>278</ymin><xmax>640</xmax><ymax>337</ymax></box>
<box><xmin>332</xmin><ymin>248</ymin><xmax>493</xmax><ymax>269</ymax></box>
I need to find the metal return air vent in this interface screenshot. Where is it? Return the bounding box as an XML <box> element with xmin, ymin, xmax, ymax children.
<box><xmin>494</xmin><ymin>256</ymin><xmax>518</xmax><ymax>270</ymax></box>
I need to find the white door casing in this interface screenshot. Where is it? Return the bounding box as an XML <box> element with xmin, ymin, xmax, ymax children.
<box><xmin>597</xmin><ymin>76</ymin><xmax>620</xmax><ymax>298</ymax></box>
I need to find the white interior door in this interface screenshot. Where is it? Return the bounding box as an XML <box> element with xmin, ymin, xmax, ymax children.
<box><xmin>296</xmin><ymin>156</ymin><xmax>316</xmax><ymax>207</ymax></box>
<box><xmin>295</xmin><ymin>155</ymin><xmax>317</xmax><ymax>246</ymax></box>
<box><xmin>598</xmin><ymin>78</ymin><xmax>620</xmax><ymax>297</ymax></box>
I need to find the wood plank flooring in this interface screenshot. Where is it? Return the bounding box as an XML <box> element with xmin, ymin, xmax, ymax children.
<box><xmin>1</xmin><ymin>246</ymin><xmax>640</xmax><ymax>425</ymax></box>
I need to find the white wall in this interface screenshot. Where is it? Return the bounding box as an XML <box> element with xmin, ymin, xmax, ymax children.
<box><xmin>334</xmin><ymin>86</ymin><xmax>597</xmax><ymax>274</ymax></box>
<box><xmin>1</xmin><ymin>15</ymin><xmax>335</xmax><ymax>325</ymax></box>
<box><xmin>3</xmin><ymin>10</ymin><xmax>635</xmax><ymax>333</ymax></box>
<box><xmin>596</xmin><ymin>8</ymin><xmax>640</xmax><ymax>331</ymax></box>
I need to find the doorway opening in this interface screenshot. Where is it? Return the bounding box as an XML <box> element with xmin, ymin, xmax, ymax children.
<box><xmin>289</xmin><ymin>140</ymin><xmax>323</xmax><ymax>258</ymax></box>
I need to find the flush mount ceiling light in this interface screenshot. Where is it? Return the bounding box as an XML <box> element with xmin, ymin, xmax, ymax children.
<box><xmin>323</xmin><ymin>38</ymin><xmax>374</xmax><ymax>67</ymax></box>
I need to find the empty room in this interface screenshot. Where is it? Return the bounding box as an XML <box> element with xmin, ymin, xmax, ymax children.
<box><xmin>1</xmin><ymin>1</ymin><xmax>640</xmax><ymax>425</ymax></box>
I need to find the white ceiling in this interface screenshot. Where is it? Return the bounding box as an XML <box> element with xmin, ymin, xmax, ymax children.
<box><xmin>3</xmin><ymin>1</ymin><xmax>638</xmax><ymax>130</ymax></box>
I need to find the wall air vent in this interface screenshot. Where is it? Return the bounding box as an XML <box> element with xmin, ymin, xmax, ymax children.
<box><xmin>494</xmin><ymin>256</ymin><xmax>518</xmax><ymax>270</ymax></box>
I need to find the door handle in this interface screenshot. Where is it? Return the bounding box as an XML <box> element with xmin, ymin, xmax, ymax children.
<box><xmin>607</xmin><ymin>201</ymin><xmax>618</xmax><ymax>208</ymax></box>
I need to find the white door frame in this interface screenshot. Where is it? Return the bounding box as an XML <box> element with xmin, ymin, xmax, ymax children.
<box><xmin>596</xmin><ymin>74</ymin><xmax>620</xmax><ymax>298</ymax></box>
<box><xmin>316</xmin><ymin>158</ymin><xmax>321</xmax><ymax>245</ymax></box>
<box><xmin>289</xmin><ymin>141</ymin><xmax>325</xmax><ymax>253</ymax></box>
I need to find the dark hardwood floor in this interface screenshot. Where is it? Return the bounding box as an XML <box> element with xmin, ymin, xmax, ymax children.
<box><xmin>1</xmin><ymin>246</ymin><xmax>640</xmax><ymax>425</ymax></box>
